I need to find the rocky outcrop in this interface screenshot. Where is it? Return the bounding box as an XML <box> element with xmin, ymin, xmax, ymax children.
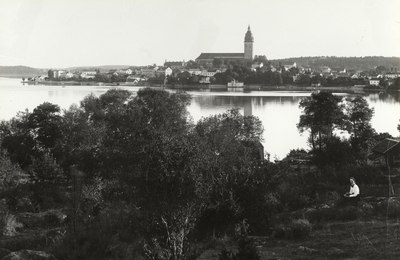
<box><xmin>1</xmin><ymin>250</ymin><xmax>56</xmax><ymax>260</ymax></box>
<box><xmin>17</xmin><ymin>210</ymin><xmax>67</xmax><ymax>229</ymax></box>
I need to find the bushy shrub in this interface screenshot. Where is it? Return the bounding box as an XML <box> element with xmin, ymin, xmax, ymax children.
<box><xmin>0</xmin><ymin>150</ymin><xmax>30</xmax><ymax>193</ymax></box>
<box><xmin>44</xmin><ymin>210</ymin><xmax>66</xmax><ymax>226</ymax></box>
<box><xmin>324</xmin><ymin>191</ymin><xmax>340</xmax><ymax>206</ymax></box>
<box><xmin>1</xmin><ymin>212</ymin><xmax>23</xmax><ymax>236</ymax></box>
<box><xmin>16</xmin><ymin>196</ymin><xmax>35</xmax><ymax>212</ymax></box>
<box><xmin>51</xmin><ymin>202</ymin><xmax>143</xmax><ymax>260</ymax></box>
<box><xmin>272</xmin><ymin>218</ymin><xmax>312</xmax><ymax>240</ymax></box>
<box><xmin>219</xmin><ymin>220</ymin><xmax>260</xmax><ymax>260</ymax></box>
<box><xmin>289</xmin><ymin>219</ymin><xmax>312</xmax><ymax>239</ymax></box>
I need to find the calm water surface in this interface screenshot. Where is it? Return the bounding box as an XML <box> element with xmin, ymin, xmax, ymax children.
<box><xmin>1</xmin><ymin>77</ymin><xmax>399</xmax><ymax>159</ymax></box>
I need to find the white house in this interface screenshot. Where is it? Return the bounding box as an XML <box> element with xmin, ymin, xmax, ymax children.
<box><xmin>188</xmin><ymin>69</ymin><xmax>202</xmax><ymax>75</ymax></box>
<box><xmin>201</xmin><ymin>69</ymin><xmax>221</xmax><ymax>77</ymax></box>
<box><xmin>127</xmin><ymin>75</ymin><xmax>141</xmax><ymax>84</ymax></box>
<box><xmin>320</xmin><ymin>66</ymin><xmax>331</xmax><ymax>73</ymax></box>
<box><xmin>53</xmin><ymin>70</ymin><xmax>65</xmax><ymax>79</ymax></box>
<box><xmin>81</xmin><ymin>71</ymin><xmax>97</xmax><ymax>79</ymax></box>
<box><xmin>165</xmin><ymin>67</ymin><xmax>173</xmax><ymax>77</ymax></box>
<box><xmin>369</xmin><ymin>78</ymin><xmax>380</xmax><ymax>86</ymax></box>
<box><xmin>386</xmin><ymin>72</ymin><xmax>400</xmax><ymax>79</ymax></box>
<box><xmin>251</xmin><ymin>62</ymin><xmax>263</xmax><ymax>71</ymax></box>
<box><xmin>280</xmin><ymin>61</ymin><xmax>297</xmax><ymax>71</ymax></box>
<box><xmin>199</xmin><ymin>76</ymin><xmax>211</xmax><ymax>84</ymax></box>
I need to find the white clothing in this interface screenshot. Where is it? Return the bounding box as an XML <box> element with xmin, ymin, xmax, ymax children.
<box><xmin>349</xmin><ymin>184</ymin><xmax>359</xmax><ymax>197</ymax></box>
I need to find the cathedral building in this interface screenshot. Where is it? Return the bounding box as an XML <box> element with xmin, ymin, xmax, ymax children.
<box><xmin>195</xmin><ymin>26</ymin><xmax>254</xmax><ymax>65</ymax></box>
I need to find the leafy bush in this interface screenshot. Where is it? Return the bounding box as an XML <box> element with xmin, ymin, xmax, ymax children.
<box><xmin>51</xmin><ymin>202</ymin><xmax>143</xmax><ymax>260</ymax></box>
<box><xmin>289</xmin><ymin>219</ymin><xmax>312</xmax><ymax>239</ymax></box>
<box><xmin>219</xmin><ymin>220</ymin><xmax>260</xmax><ymax>260</ymax></box>
<box><xmin>272</xmin><ymin>219</ymin><xmax>312</xmax><ymax>240</ymax></box>
<box><xmin>0</xmin><ymin>150</ymin><xmax>30</xmax><ymax>193</ymax></box>
<box><xmin>1</xmin><ymin>212</ymin><xmax>23</xmax><ymax>236</ymax></box>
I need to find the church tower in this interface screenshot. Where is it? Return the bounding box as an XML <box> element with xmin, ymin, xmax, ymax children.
<box><xmin>244</xmin><ymin>25</ymin><xmax>254</xmax><ymax>61</ymax></box>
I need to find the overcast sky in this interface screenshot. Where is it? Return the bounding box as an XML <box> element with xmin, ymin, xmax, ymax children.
<box><xmin>1</xmin><ymin>0</ymin><xmax>399</xmax><ymax>69</ymax></box>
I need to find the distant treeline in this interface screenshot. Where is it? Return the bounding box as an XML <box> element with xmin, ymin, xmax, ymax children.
<box><xmin>0</xmin><ymin>66</ymin><xmax>47</xmax><ymax>77</ymax></box>
<box><xmin>270</xmin><ymin>56</ymin><xmax>400</xmax><ymax>71</ymax></box>
<box><xmin>2</xmin><ymin>56</ymin><xmax>400</xmax><ymax>78</ymax></box>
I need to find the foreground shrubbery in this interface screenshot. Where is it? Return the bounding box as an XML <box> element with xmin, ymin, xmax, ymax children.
<box><xmin>0</xmin><ymin>88</ymin><xmax>398</xmax><ymax>259</ymax></box>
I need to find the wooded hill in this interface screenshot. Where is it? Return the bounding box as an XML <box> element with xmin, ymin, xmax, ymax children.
<box><xmin>65</xmin><ymin>65</ymin><xmax>134</xmax><ymax>73</ymax></box>
<box><xmin>270</xmin><ymin>56</ymin><xmax>400</xmax><ymax>71</ymax></box>
<box><xmin>0</xmin><ymin>66</ymin><xmax>47</xmax><ymax>77</ymax></box>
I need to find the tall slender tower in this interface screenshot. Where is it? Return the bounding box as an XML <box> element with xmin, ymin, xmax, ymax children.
<box><xmin>244</xmin><ymin>25</ymin><xmax>254</xmax><ymax>61</ymax></box>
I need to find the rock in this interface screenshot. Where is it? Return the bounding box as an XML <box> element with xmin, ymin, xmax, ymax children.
<box><xmin>17</xmin><ymin>210</ymin><xmax>67</xmax><ymax>228</ymax></box>
<box><xmin>0</xmin><ymin>249</ymin><xmax>11</xmax><ymax>259</ymax></box>
<box><xmin>327</xmin><ymin>247</ymin><xmax>345</xmax><ymax>256</ymax></box>
<box><xmin>0</xmin><ymin>230</ymin><xmax>47</xmax><ymax>252</ymax></box>
<box><xmin>298</xmin><ymin>246</ymin><xmax>318</xmax><ymax>253</ymax></box>
<box><xmin>1</xmin><ymin>250</ymin><xmax>56</xmax><ymax>260</ymax></box>
<box><xmin>362</xmin><ymin>202</ymin><xmax>373</xmax><ymax>209</ymax></box>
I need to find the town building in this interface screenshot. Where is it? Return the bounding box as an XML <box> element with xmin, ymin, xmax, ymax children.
<box><xmin>81</xmin><ymin>71</ymin><xmax>97</xmax><ymax>79</ymax></box>
<box><xmin>140</xmin><ymin>68</ymin><xmax>156</xmax><ymax>78</ymax></box>
<box><xmin>320</xmin><ymin>66</ymin><xmax>331</xmax><ymax>73</ymax></box>
<box><xmin>165</xmin><ymin>67</ymin><xmax>173</xmax><ymax>77</ymax></box>
<box><xmin>369</xmin><ymin>78</ymin><xmax>380</xmax><ymax>86</ymax></box>
<box><xmin>188</xmin><ymin>69</ymin><xmax>202</xmax><ymax>75</ymax></box>
<box><xmin>164</xmin><ymin>60</ymin><xmax>185</xmax><ymax>69</ymax></box>
<box><xmin>368</xmin><ymin>138</ymin><xmax>400</xmax><ymax>175</ymax></box>
<box><xmin>278</xmin><ymin>61</ymin><xmax>297</xmax><ymax>71</ymax></box>
<box><xmin>195</xmin><ymin>26</ymin><xmax>254</xmax><ymax>64</ymax></box>
<box><xmin>201</xmin><ymin>69</ymin><xmax>221</xmax><ymax>77</ymax></box>
<box><xmin>386</xmin><ymin>72</ymin><xmax>400</xmax><ymax>79</ymax></box>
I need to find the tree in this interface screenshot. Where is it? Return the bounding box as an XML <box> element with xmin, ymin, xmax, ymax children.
<box><xmin>48</xmin><ymin>70</ymin><xmax>54</xmax><ymax>80</ymax></box>
<box><xmin>344</xmin><ymin>96</ymin><xmax>374</xmax><ymax>139</ymax></box>
<box><xmin>398</xmin><ymin>119</ymin><xmax>400</xmax><ymax>134</ymax></box>
<box><xmin>213</xmin><ymin>58</ymin><xmax>223</xmax><ymax>68</ymax></box>
<box><xmin>312</xmin><ymin>136</ymin><xmax>356</xmax><ymax>170</ymax></box>
<box><xmin>192</xmin><ymin>109</ymin><xmax>264</xmax><ymax>234</ymax></box>
<box><xmin>253</xmin><ymin>55</ymin><xmax>268</xmax><ymax>65</ymax></box>
<box><xmin>297</xmin><ymin>92</ymin><xmax>345</xmax><ymax>151</ymax></box>
<box><xmin>295</xmin><ymin>74</ymin><xmax>311</xmax><ymax>85</ymax></box>
<box><xmin>344</xmin><ymin>96</ymin><xmax>375</xmax><ymax>163</ymax></box>
<box><xmin>375</xmin><ymin>65</ymin><xmax>387</xmax><ymax>74</ymax></box>
<box><xmin>0</xmin><ymin>150</ymin><xmax>29</xmax><ymax>193</ymax></box>
<box><xmin>27</xmin><ymin>102</ymin><xmax>62</xmax><ymax>150</ymax></box>
<box><xmin>185</xmin><ymin>60</ymin><xmax>199</xmax><ymax>69</ymax></box>
<box><xmin>0</xmin><ymin>110</ymin><xmax>36</xmax><ymax>168</ymax></box>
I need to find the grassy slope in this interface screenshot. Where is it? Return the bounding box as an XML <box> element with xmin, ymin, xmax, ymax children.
<box><xmin>198</xmin><ymin>218</ymin><xmax>400</xmax><ymax>260</ymax></box>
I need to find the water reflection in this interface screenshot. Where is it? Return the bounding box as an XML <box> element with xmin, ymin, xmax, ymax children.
<box><xmin>1</xmin><ymin>77</ymin><xmax>399</xmax><ymax>159</ymax></box>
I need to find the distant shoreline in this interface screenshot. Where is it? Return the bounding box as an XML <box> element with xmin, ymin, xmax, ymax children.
<box><xmin>12</xmin><ymin>79</ymin><xmax>394</xmax><ymax>92</ymax></box>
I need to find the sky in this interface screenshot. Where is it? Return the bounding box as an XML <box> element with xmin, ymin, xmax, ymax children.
<box><xmin>0</xmin><ymin>0</ymin><xmax>399</xmax><ymax>69</ymax></box>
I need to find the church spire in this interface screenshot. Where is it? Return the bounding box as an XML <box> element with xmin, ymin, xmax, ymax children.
<box><xmin>244</xmin><ymin>25</ymin><xmax>254</xmax><ymax>42</ymax></box>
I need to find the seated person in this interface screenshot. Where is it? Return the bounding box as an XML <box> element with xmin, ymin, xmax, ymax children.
<box><xmin>337</xmin><ymin>177</ymin><xmax>360</xmax><ymax>206</ymax></box>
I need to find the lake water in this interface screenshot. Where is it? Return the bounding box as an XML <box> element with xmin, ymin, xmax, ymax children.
<box><xmin>1</xmin><ymin>77</ymin><xmax>399</xmax><ymax>159</ymax></box>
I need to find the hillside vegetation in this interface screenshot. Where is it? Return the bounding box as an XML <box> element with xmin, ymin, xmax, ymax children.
<box><xmin>0</xmin><ymin>66</ymin><xmax>47</xmax><ymax>77</ymax></box>
<box><xmin>270</xmin><ymin>56</ymin><xmax>400</xmax><ymax>71</ymax></box>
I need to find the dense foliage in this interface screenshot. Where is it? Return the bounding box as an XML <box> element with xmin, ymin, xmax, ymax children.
<box><xmin>0</xmin><ymin>88</ymin><xmax>398</xmax><ymax>259</ymax></box>
<box><xmin>296</xmin><ymin>92</ymin><xmax>386</xmax><ymax>168</ymax></box>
